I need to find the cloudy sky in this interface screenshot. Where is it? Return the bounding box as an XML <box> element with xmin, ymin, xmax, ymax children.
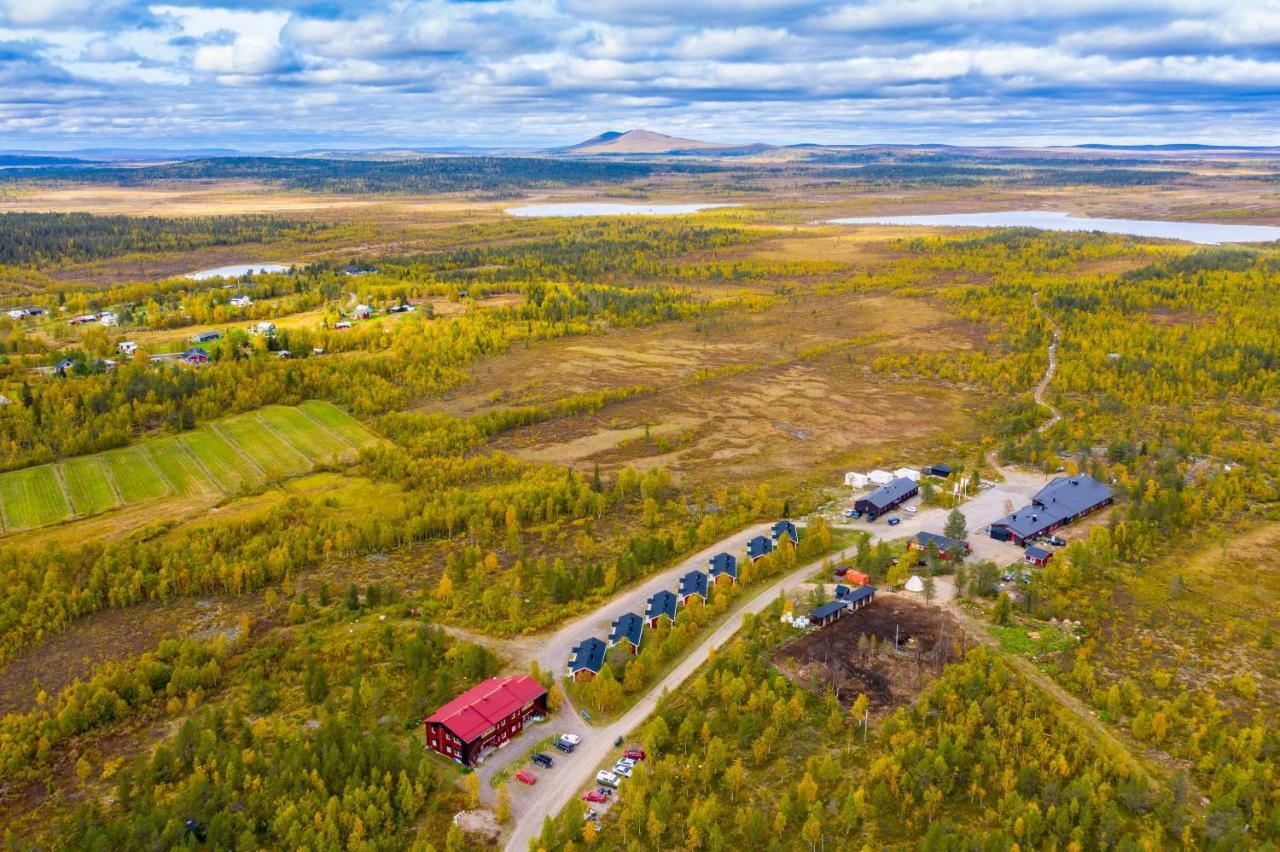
<box><xmin>0</xmin><ymin>0</ymin><xmax>1277</xmax><ymax>151</ymax></box>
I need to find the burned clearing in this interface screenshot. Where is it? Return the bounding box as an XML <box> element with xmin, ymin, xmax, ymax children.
<box><xmin>774</xmin><ymin>595</ymin><xmax>963</xmax><ymax>712</ymax></box>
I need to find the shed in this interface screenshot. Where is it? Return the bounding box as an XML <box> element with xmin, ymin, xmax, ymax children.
<box><xmin>837</xmin><ymin>585</ymin><xmax>876</xmax><ymax>609</ymax></box>
<box><xmin>924</xmin><ymin>464</ymin><xmax>953</xmax><ymax>478</ymax></box>
<box><xmin>844</xmin><ymin>471</ymin><xmax>869</xmax><ymax>489</ymax></box>
<box><xmin>809</xmin><ymin>600</ymin><xmax>848</xmax><ymax>627</ymax></box>
<box><xmin>1024</xmin><ymin>545</ymin><xmax>1054</xmax><ymax>566</ymax></box>
<box><xmin>893</xmin><ymin>467</ymin><xmax>921</xmax><ymax>482</ymax></box>
<box><xmin>844</xmin><ymin>569</ymin><xmax>871</xmax><ymax>586</ymax></box>
<box><xmin>867</xmin><ymin>469</ymin><xmax>894</xmax><ymax>485</ymax></box>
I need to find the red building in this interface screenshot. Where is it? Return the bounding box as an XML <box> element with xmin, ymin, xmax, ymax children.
<box><xmin>423</xmin><ymin>675</ymin><xmax>548</xmax><ymax>766</ymax></box>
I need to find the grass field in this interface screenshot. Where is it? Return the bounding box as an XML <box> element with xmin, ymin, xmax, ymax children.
<box><xmin>60</xmin><ymin>457</ymin><xmax>119</xmax><ymax>516</ymax></box>
<box><xmin>0</xmin><ymin>401</ymin><xmax>372</xmax><ymax>533</ymax></box>
<box><xmin>0</xmin><ymin>466</ymin><xmax>71</xmax><ymax>530</ymax></box>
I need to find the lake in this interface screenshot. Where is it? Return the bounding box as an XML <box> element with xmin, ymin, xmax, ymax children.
<box><xmin>187</xmin><ymin>263</ymin><xmax>292</xmax><ymax>281</ymax></box>
<box><xmin>506</xmin><ymin>202</ymin><xmax>736</xmax><ymax>217</ymax></box>
<box><xmin>826</xmin><ymin>210</ymin><xmax>1280</xmax><ymax>245</ymax></box>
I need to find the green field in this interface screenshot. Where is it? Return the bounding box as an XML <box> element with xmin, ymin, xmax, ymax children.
<box><xmin>182</xmin><ymin>429</ymin><xmax>253</xmax><ymax>492</ymax></box>
<box><xmin>0</xmin><ymin>401</ymin><xmax>373</xmax><ymax>532</ymax></box>
<box><xmin>0</xmin><ymin>466</ymin><xmax>71</xmax><ymax>530</ymax></box>
<box><xmin>301</xmin><ymin>400</ymin><xmax>376</xmax><ymax>447</ymax></box>
<box><xmin>61</xmin><ymin>457</ymin><xmax>119</xmax><ymax>516</ymax></box>
<box><xmin>219</xmin><ymin>416</ymin><xmax>311</xmax><ymax>478</ymax></box>
<box><xmin>101</xmin><ymin>446</ymin><xmax>172</xmax><ymax>504</ymax></box>
<box><xmin>149</xmin><ymin>439</ymin><xmax>215</xmax><ymax>497</ymax></box>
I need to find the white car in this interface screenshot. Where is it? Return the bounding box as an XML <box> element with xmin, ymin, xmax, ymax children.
<box><xmin>616</xmin><ymin>757</ymin><xmax>636</xmax><ymax>768</ymax></box>
<box><xmin>905</xmin><ymin>506</ymin><xmax>917</xmax><ymax>514</ymax></box>
<box><xmin>596</xmin><ymin>770</ymin><xmax>620</xmax><ymax>788</ymax></box>
<box><xmin>560</xmin><ymin>733</ymin><xmax>581</xmax><ymax>746</ymax></box>
<box><xmin>612</xmin><ymin>763</ymin><xmax>633</xmax><ymax>777</ymax></box>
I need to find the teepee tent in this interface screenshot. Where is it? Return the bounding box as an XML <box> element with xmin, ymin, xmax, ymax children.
<box><xmin>905</xmin><ymin>575</ymin><xmax>925</xmax><ymax>593</ymax></box>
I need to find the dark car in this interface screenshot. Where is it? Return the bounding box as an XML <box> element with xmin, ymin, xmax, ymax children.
<box><xmin>531</xmin><ymin>752</ymin><xmax>553</xmax><ymax>768</ymax></box>
<box><xmin>554</xmin><ymin>739</ymin><xmax>575</xmax><ymax>753</ymax></box>
<box><xmin>887</xmin><ymin>517</ymin><xmax>901</xmax><ymax>526</ymax></box>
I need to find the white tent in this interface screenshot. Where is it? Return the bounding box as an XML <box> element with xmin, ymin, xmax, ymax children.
<box><xmin>894</xmin><ymin>467</ymin><xmax>921</xmax><ymax>482</ymax></box>
<box><xmin>844</xmin><ymin>471</ymin><xmax>869</xmax><ymax>488</ymax></box>
<box><xmin>867</xmin><ymin>469</ymin><xmax>894</xmax><ymax>485</ymax></box>
<box><xmin>905</xmin><ymin>575</ymin><xmax>925</xmax><ymax>593</ymax></box>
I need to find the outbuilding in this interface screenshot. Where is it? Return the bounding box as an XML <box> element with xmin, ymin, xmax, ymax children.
<box><xmin>844</xmin><ymin>471</ymin><xmax>869</xmax><ymax>489</ymax></box>
<box><xmin>1024</xmin><ymin>545</ymin><xmax>1054</xmax><ymax>566</ymax></box>
<box><xmin>854</xmin><ymin>477</ymin><xmax>919</xmax><ymax>520</ymax></box>
<box><xmin>836</xmin><ymin>584</ymin><xmax>876</xmax><ymax>609</ymax></box>
<box><xmin>867</xmin><ymin>469</ymin><xmax>895</xmax><ymax>485</ymax></box>
<box><xmin>924</xmin><ymin>464</ymin><xmax>953</xmax><ymax>479</ymax></box>
<box><xmin>910</xmin><ymin>531</ymin><xmax>970</xmax><ymax>560</ymax></box>
<box><xmin>809</xmin><ymin>600</ymin><xmax>848</xmax><ymax>627</ymax></box>
<box><xmin>843</xmin><ymin>569</ymin><xmax>871</xmax><ymax>586</ymax></box>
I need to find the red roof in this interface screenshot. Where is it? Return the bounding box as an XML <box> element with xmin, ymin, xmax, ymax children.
<box><xmin>424</xmin><ymin>675</ymin><xmax>546</xmax><ymax>743</ymax></box>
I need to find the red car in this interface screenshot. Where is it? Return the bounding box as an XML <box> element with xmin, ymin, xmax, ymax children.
<box><xmin>624</xmin><ymin>748</ymin><xmax>646</xmax><ymax>761</ymax></box>
<box><xmin>515</xmin><ymin>771</ymin><xmax>537</xmax><ymax>785</ymax></box>
<box><xmin>582</xmin><ymin>790</ymin><xmax>608</xmax><ymax>803</ymax></box>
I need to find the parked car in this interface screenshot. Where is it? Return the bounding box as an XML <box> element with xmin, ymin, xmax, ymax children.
<box><xmin>887</xmin><ymin>517</ymin><xmax>901</xmax><ymax>526</ymax></box>
<box><xmin>554</xmin><ymin>739</ymin><xmax>575</xmax><ymax>753</ymax></box>
<box><xmin>843</xmin><ymin>508</ymin><xmax>861</xmax><ymax>519</ymax></box>
<box><xmin>1048</xmin><ymin>535</ymin><xmax>1066</xmax><ymax>547</ymax></box>
<box><xmin>583</xmin><ymin>790</ymin><xmax>608</xmax><ymax>803</ymax></box>
<box><xmin>905</xmin><ymin>506</ymin><xmax>917</xmax><ymax>514</ymax></box>
<box><xmin>516</xmin><ymin>771</ymin><xmax>536</xmax><ymax>785</ymax></box>
<box><xmin>624</xmin><ymin>748</ymin><xmax>646</xmax><ymax>761</ymax></box>
<box><xmin>617</xmin><ymin>757</ymin><xmax>636</xmax><ymax>769</ymax></box>
<box><xmin>614</xmin><ymin>735</ymin><xmax>623</xmax><ymax>746</ymax></box>
<box><xmin>531</xmin><ymin>752</ymin><xmax>553</xmax><ymax>768</ymax></box>
<box><xmin>584</xmin><ymin>809</ymin><xmax>598</xmax><ymax>822</ymax></box>
<box><xmin>596</xmin><ymin>770</ymin><xmax>620</xmax><ymax>788</ymax></box>
<box><xmin>595</xmin><ymin>787</ymin><xmax>613</xmax><ymax>797</ymax></box>
<box><xmin>612</xmin><ymin>763</ymin><xmax>633</xmax><ymax>777</ymax></box>
<box><xmin>559</xmin><ymin>733</ymin><xmax>581</xmax><ymax>746</ymax></box>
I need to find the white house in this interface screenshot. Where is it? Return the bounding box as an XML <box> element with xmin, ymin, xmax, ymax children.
<box><xmin>117</xmin><ymin>341</ymin><xmax>137</xmax><ymax>356</ymax></box>
<box><xmin>844</xmin><ymin>471</ymin><xmax>869</xmax><ymax>489</ymax></box>
<box><xmin>7</xmin><ymin>309</ymin><xmax>27</xmax><ymax>320</ymax></box>
<box><xmin>894</xmin><ymin>468</ymin><xmax>921</xmax><ymax>482</ymax></box>
<box><xmin>99</xmin><ymin>312</ymin><xmax>118</xmax><ymax>327</ymax></box>
<box><xmin>867</xmin><ymin>469</ymin><xmax>895</xmax><ymax>485</ymax></box>
<box><xmin>230</xmin><ymin>295</ymin><xmax>253</xmax><ymax>308</ymax></box>
<box><xmin>254</xmin><ymin>321</ymin><xmax>277</xmax><ymax>336</ymax></box>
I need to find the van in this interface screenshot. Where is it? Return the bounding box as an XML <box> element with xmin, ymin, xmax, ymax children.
<box><xmin>554</xmin><ymin>739</ymin><xmax>575</xmax><ymax>753</ymax></box>
<box><xmin>595</xmin><ymin>770</ymin><xmax>619</xmax><ymax>788</ymax></box>
<box><xmin>531</xmin><ymin>752</ymin><xmax>553</xmax><ymax>768</ymax></box>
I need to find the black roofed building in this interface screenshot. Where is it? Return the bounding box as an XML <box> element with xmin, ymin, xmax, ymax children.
<box><xmin>568</xmin><ymin>637</ymin><xmax>607</xmax><ymax>682</ymax></box>
<box><xmin>989</xmin><ymin>475</ymin><xmax>1114</xmax><ymax>546</ymax></box>
<box><xmin>836</xmin><ymin>584</ymin><xmax>876</xmax><ymax>609</ymax></box>
<box><xmin>770</xmin><ymin>520</ymin><xmax>798</xmax><ymax>545</ymax></box>
<box><xmin>809</xmin><ymin>600</ymin><xmax>848</xmax><ymax>627</ymax></box>
<box><xmin>677</xmin><ymin>570</ymin><xmax>710</xmax><ymax>605</ymax></box>
<box><xmin>608</xmin><ymin>612</ymin><xmax>645</xmax><ymax>654</ymax></box>
<box><xmin>910</xmin><ymin>531</ymin><xmax>970</xmax><ymax>560</ymax></box>
<box><xmin>854</xmin><ymin>477</ymin><xmax>919</xmax><ymax>520</ymax></box>
<box><xmin>645</xmin><ymin>590</ymin><xmax>678</xmax><ymax>628</ymax></box>
<box><xmin>708</xmin><ymin>552</ymin><xmax>738</xmax><ymax>585</ymax></box>
<box><xmin>746</xmin><ymin>535</ymin><xmax>774</xmax><ymax>561</ymax></box>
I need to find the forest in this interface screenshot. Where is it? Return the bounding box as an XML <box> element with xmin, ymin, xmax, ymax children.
<box><xmin>0</xmin><ymin>212</ymin><xmax>337</xmax><ymax>267</ymax></box>
<box><xmin>0</xmin><ymin>156</ymin><xmax>660</xmax><ymax>194</ymax></box>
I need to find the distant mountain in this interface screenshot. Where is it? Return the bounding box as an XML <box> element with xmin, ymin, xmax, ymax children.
<box><xmin>558</xmin><ymin>129</ymin><xmax>774</xmax><ymax>156</ymax></box>
<box><xmin>1072</xmin><ymin>143</ymin><xmax>1280</xmax><ymax>152</ymax></box>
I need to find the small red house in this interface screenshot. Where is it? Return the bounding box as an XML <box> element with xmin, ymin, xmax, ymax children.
<box><xmin>1024</xmin><ymin>545</ymin><xmax>1054</xmax><ymax>567</ymax></box>
<box><xmin>423</xmin><ymin>674</ymin><xmax>547</xmax><ymax>766</ymax></box>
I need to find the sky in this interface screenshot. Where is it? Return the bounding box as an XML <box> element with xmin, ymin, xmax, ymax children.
<box><xmin>0</xmin><ymin>0</ymin><xmax>1278</xmax><ymax>151</ymax></box>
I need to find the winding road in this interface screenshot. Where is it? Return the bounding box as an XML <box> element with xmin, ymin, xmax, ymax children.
<box><xmin>1032</xmin><ymin>291</ymin><xmax>1062</xmax><ymax>434</ymax></box>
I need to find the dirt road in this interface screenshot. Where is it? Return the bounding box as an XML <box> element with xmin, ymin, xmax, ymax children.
<box><xmin>1032</xmin><ymin>291</ymin><xmax>1062</xmax><ymax>434</ymax></box>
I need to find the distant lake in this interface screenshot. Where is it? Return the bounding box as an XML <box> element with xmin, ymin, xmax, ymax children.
<box><xmin>506</xmin><ymin>202</ymin><xmax>736</xmax><ymax>217</ymax></box>
<box><xmin>827</xmin><ymin>210</ymin><xmax>1280</xmax><ymax>245</ymax></box>
<box><xmin>187</xmin><ymin>263</ymin><xmax>292</xmax><ymax>281</ymax></box>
